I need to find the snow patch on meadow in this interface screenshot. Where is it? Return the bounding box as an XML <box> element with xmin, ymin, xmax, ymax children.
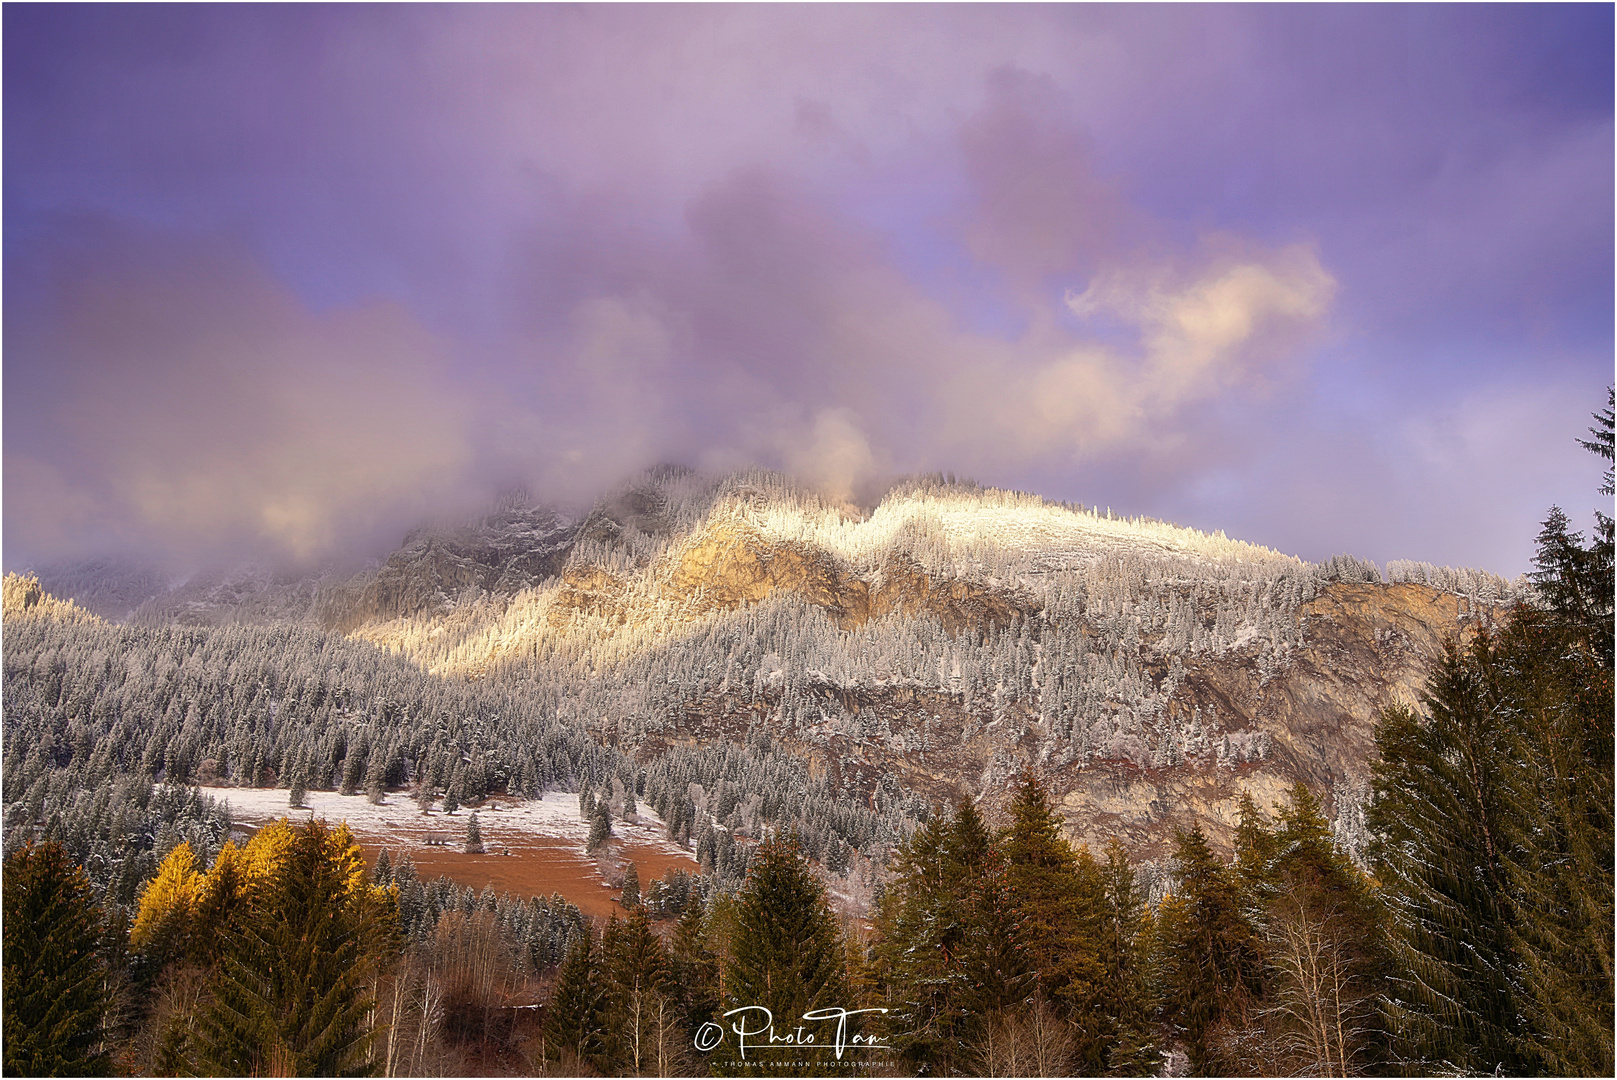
<box><xmin>209</xmin><ymin>787</ymin><xmax>684</xmax><ymax>860</ymax></box>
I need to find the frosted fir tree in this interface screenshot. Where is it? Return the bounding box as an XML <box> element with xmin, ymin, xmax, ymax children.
<box><xmin>587</xmin><ymin>801</ymin><xmax>612</xmax><ymax>854</ymax></box>
<box><xmin>620</xmin><ymin>861</ymin><xmax>640</xmax><ymax>909</ymax></box>
<box><xmin>289</xmin><ymin>773</ymin><xmax>306</xmax><ymax>809</ymax></box>
<box><xmin>464</xmin><ymin>812</ymin><xmax>484</xmax><ymax>855</ymax></box>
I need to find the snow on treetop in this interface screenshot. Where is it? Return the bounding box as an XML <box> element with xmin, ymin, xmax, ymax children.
<box><xmin>717</xmin><ymin>479</ymin><xmax>1301</xmax><ymax>578</ymax></box>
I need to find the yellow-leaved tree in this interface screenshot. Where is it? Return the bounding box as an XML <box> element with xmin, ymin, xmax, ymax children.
<box><xmin>130</xmin><ymin>842</ymin><xmax>205</xmax><ymax>970</ymax></box>
<box><xmin>130</xmin><ymin>819</ymin><xmax>398</xmax><ymax>1076</ymax></box>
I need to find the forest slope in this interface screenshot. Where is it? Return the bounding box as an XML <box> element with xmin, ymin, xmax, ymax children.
<box><xmin>27</xmin><ymin>469</ymin><xmax>1517</xmax><ymax>865</ymax></box>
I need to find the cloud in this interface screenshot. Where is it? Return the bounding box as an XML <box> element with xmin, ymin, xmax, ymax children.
<box><xmin>957</xmin><ymin>69</ymin><xmax>1132</xmax><ymax>290</ymax></box>
<box><xmin>4</xmin><ymin>225</ymin><xmax>472</xmax><ymax>565</ymax></box>
<box><xmin>5</xmin><ymin>6</ymin><xmax>1603</xmax><ymax>579</ymax></box>
<box><xmin>1067</xmin><ymin>240</ymin><xmax>1336</xmax><ymax>404</ymax></box>
<box><xmin>780</xmin><ymin>408</ymin><xmax>882</xmax><ymax>508</ymax></box>
<box><xmin>4</xmin><ymin>62</ymin><xmax>1342</xmax><ymax>573</ymax></box>
<box><xmin>479</xmin><ymin>163</ymin><xmax>1334</xmax><ymax>512</ymax></box>
<box><xmin>447</xmin><ymin>52</ymin><xmax>1344</xmax><ymax>520</ymax></box>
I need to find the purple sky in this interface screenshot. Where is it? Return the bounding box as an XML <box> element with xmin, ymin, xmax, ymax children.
<box><xmin>5</xmin><ymin>4</ymin><xmax>1611</xmax><ymax>577</ymax></box>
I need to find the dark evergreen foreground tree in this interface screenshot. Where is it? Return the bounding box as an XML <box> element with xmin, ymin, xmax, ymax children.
<box><xmin>1155</xmin><ymin>826</ymin><xmax>1260</xmax><ymax>1076</ymax></box>
<box><xmin>541</xmin><ymin>927</ymin><xmax>607</xmax><ymax>1071</ymax></box>
<box><xmin>1369</xmin><ymin>389</ymin><xmax>1614</xmax><ymax>1075</ymax></box>
<box><xmin>1234</xmin><ymin>785</ymin><xmax>1389</xmax><ymax>1075</ymax></box>
<box><xmin>602</xmin><ymin>908</ymin><xmax>682</xmax><ymax>1074</ymax></box>
<box><xmin>1002</xmin><ymin>774</ymin><xmax>1104</xmax><ymax>1029</ymax></box>
<box><xmin>871</xmin><ymin>799</ymin><xmax>1030</xmax><ymax>1075</ymax></box>
<box><xmin>1096</xmin><ymin>836</ymin><xmax>1157</xmax><ymax>1075</ymax></box>
<box><xmin>712</xmin><ymin>833</ymin><xmax>853</xmax><ymax>1076</ymax></box>
<box><xmin>2</xmin><ymin>841</ymin><xmax>112</xmax><ymax>1076</ymax></box>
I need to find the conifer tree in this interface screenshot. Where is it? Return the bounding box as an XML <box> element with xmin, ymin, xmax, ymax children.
<box><xmin>587</xmin><ymin>799</ymin><xmax>612</xmax><ymax>853</ymax></box>
<box><xmin>603</xmin><ymin>908</ymin><xmax>679</xmax><ymax>1074</ymax></box>
<box><xmin>463</xmin><ymin>811</ymin><xmax>484</xmax><ymax>854</ymax></box>
<box><xmin>669</xmin><ymin>895</ymin><xmax>721</xmax><ymax>1040</ymax></box>
<box><xmin>542</xmin><ymin>928</ymin><xmax>606</xmax><ymax>1071</ymax></box>
<box><xmin>956</xmin><ymin>845</ymin><xmax>1038</xmax><ymax>1027</ymax></box>
<box><xmin>1097</xmin><ymin>837</ymin><xmax>1156</xmax><ymax>1076</ymax></box>
<box><xmin>1240</xmin><ymin>784</ymin><xmax>1388</xmax><ymax>1075</ymax></box>
<box><xmin>1368</xmin><ymin>391</ymin><xmax>1614</xmax><ymax>1076</ymax></box>
<box><xmin>712</xmin><ymin>833</ymin><xmax>852</xmax><ymax>1076</ymax></box>
<box><xmin>620</xmin><ymin>861</ymin><xmax>640</xmax><ymax>909</ymax></box>
<box><xmin>1370</xmin><ymin>688</ymin><xmax>1520</xmax><ymax>1073</ymax></box>
<box><xmin>128</xmin><ymin>840</ymin><xmax>205</xmax><ymax>970</ymax></box>
<box><xmin>1155</xmin><ymin>826</ymin><xmax>1260</xmax><ymax>1075</ymax></box>
<box><xmin>1491</xmin><ymin>600</ymin><xmax>1614</xmax><ymax>1073</ymax></box>
<box><xmin>3</xmin><ymin>842</ymin><xmax>112</xmax><ymax>1077</ymax></box>
<box><xmin>1000</xmin><ymin>773</ymin><xmax>1103</xmax><ymax>1055</ymax></box>
<box><xmin>871</xmin><ymin>800</ymin><xmax>1022</xmax><ymax>1075</ymax></box>
<box><xmin>194</xmin><ymin>819</ymin><xmax>397</xmax><ymax>1076</ymax></box>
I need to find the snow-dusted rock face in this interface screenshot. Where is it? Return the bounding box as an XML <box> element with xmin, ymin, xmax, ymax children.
<box><xmin>317</xmin><ymin>501</ymin><xmax>579</xmax><ymax>631</ymax></box>
<box><xmin>322</xmin><ymin>468</ymin><xmax>1513</xmax><ymax>862</ymax></box>
<box><xmin>28</xmin><ymin>558</ymin><xmax>172</xmax><ymax>622</ymax></box>
<box><xmin>33</xmin><ymin>467</ymin><xmax>1519</xmax><ymax>862</ymax></box>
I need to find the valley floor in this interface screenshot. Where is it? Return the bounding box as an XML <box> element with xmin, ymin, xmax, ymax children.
<box><xmin>210</xmin><ymin>786</ymin><xmax>698</xmax><ymax>919</ymax></box>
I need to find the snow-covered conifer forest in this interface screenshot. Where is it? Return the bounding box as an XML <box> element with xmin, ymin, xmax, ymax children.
<box><xmin>6</xmin><ymin>455</ymin><xmax>1601</xmax><ymax>1077</ymax></box>
<box><xmin>4</xmin><ymin>468</ymin><xmax>1527</xmax><ymax>894</ymax></box>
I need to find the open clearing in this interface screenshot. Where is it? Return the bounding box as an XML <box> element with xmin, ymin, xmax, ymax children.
<box><xmin>210</xmin><ymin>787</ymin><xmax>698</xmax><ymax>919</ymax></box>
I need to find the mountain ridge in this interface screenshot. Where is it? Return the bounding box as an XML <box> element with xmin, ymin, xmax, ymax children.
<box><xmin>25</xmin><ymin>467</ymin><xmax>1522</xmax><ymax>864</ymax></box>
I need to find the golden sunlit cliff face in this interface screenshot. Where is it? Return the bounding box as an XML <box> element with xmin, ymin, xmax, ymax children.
<box><xmin>342</xmin><ymin>520</ymin><xmax>1031</xmax><ymax>680</ymax></box>
<box><xmin>2</xmin><ymin>573</ymin><xmax>101</xmax><ymax>626</ymax></box>
<box><xmin>336</xmin><ymin>483</ymin><xmax>1049</xmax><ymax>678</ymax></box>
<box><xmin>316</xmin><ymin>473</ymin><xmax>1509</xmax><ymax>863</ymax></box>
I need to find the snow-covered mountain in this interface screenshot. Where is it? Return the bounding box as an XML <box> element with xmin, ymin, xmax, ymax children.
<box><xmin>31</xmin><ymin>467</ymin><xmax>1521</xmax><ymax>864</ymax></box>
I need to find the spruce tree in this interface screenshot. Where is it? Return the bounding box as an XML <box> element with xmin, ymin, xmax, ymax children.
<box><xmin>543</xmin><ymin>928</ymin><xmax>607</xmax><ymax>1071</ymax></box>
<box><xmin>669</xmin><ymin>895</ymin><xmax>721</xmax><ymax>1040</ymax></box>
<box><xmin>2</xmin><ymin>842</ymin><xmax>112</xmax><ymax>1077</ymax></box>
<box><xmin>712</xmin><ymin>833</ymin><xmax>852</xmax><ymax>1076</ymax></box>
<box><xmin>1000</xmin><ymin>772</ymin><xmax>1103</xmax><ymax>1059</ymax></box>
<box><xmin>603</xmin><ymin>908</ymin><xmax>677</xmax><ymax>1074</ymax></box>
<box><xmin>1097</xmin><ymin>837</ymin><xmax>1156</xmax><ymax>1076</ymax></box>
<box><xmin>871</xmin><ymin>800</ymin><xmax>1019</xmax><ymax>1076</ymax></box>
<box><xmin>464</xmin><ymin>811</ymin><xmax>484</xmax><ymax>854</ymax></box>
<box><xmin>1155</xmin><ymin>826</ymin><xmax>1260</xmax><ymax>1075</ymax></box>
<box><xmin>1240</xmin><ymin>785</ymin><xmax>1388</xmax><ymax>1075</ymax></box>
<box><xmin>1490</xmin><ymin>599</ymin><xmax>1614</xmax><ymax>1073</ymax></box>
<box><xmin>587</xmin><ymin>800</ymin><xmax>612</xmax><ymax>853</ymax></box>
<box><xmin>128</xmin><ymin>840</ymin><xmax>205</xmax><ymax>970</ymax></box>
<box><xmin>620</xmin><ymin>861</ymin><xmax>640</xmax><ymax>909</ymax></box>
<box><xmin>1368</xmin><ymin>391</ymin><xmax>1614</xmax><ymax>1076</ymax></box>
<box><xmin>1370</xmin><ymin>687</ymin><xmax>1521</xmax><ymax>1073</ymax></box>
